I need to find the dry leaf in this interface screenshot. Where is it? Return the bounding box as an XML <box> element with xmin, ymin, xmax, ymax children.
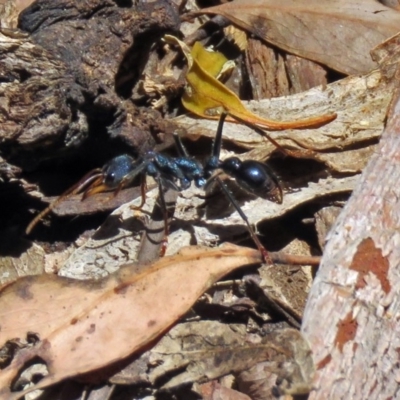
<box><xmin>110</xmin><ymin>321</ymin><xmax>314</xmax><ymax>396</ymax></box>
<box><xmin>371</xmin><ymin>30</ymin><xmax>400</xmax><ymax>81</ymax></box>
<box><xmin>164</xmin><ymin>35</ymin><xmax>336</xmax><ymax>130</ymax></box>
<box><xmin>200</xmin><ymin>381</ymin><xmax>252</xmax><ymax>400</ymax></box>
<box><xmin>223</xmin><ymin>25</ymin><xmax>248</xmax><ymax>51</ymax></box>
<box><xmin>0</xmin><ymin>244</ymin><xmax>260</xmax><ymax>399</ymax></box>
<box><xmin>175</xmin><ymin>69</ymin><xmax>390</xmax><ymax>173</ymax></box>
<box><xmin>198</xmin><ymin>0</ymin><xmax>400</xmax><ymax>75</ymax></box>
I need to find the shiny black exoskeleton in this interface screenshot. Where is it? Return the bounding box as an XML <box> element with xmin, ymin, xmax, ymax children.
<box><xmin>218</xmin><ymin>157</ymin><xmax>281</xmax><ymax>201</ymax></box>
<box><xmin>26</xmin><ymin>113</ymin><xmax>282</xmax><ymax>260</ymax></box>
<box><xmin>97</xmin><ymin>113</ymin><xmax>282</xmax><ymax>205</ymax></box>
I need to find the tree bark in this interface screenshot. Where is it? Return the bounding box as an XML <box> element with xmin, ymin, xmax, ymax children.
<box><xmin>0</xmin><ymin>0</ymin><xmax>180</xmax><ymax>170</ymax></box>
<box><xmin>302</xmin><ymin>77</ymin><xmax>400</xmax><ymax>398</ymax></box>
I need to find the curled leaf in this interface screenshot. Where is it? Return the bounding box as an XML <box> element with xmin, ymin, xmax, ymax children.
<box><xmin>164</xmin><ymin>35</ymin><xmax>336</xmax><ymax>130</ymax></box>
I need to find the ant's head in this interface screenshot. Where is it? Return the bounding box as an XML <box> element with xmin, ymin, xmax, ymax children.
<box><xmin>102</xmin><ymin>155</ymin><xmax>135</xmax><ymax>189</ymax></box>
<box><xmin>82</xmin><ymin>154</ymin><xmax>138</xmax><ymax>198</ymax></box>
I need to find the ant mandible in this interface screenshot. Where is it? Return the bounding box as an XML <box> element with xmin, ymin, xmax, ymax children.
<box><xmin>26</xmin><ymin>111</ymin><xmax>283</xmax><ymax>263</ymax></box>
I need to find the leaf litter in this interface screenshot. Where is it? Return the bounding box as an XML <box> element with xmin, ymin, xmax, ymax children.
<box><xmin>109</xmin><ymin>321</ymin><xmax>314</xmax><ymax>396</ymax></box>
<box><xmin>1</xmin><ymin>1</ymin><xmax>399</xmax><ymax>399</ymax></box>
<box><xmin>0</xmin><ymin>244</ymin><xmax>261</xmax><ymax>399</ymax></box>
<box><xmin>196</xmin><ymin>0</ymin><xmax>400</xmax><ymax>75</ymax></box>
<box><xmin>55</xmin><ymin>45</ymin><xmax>391</xmax><ymax>280</ymax></box>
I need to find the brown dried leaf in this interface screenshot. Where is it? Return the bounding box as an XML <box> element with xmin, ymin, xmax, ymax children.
<box><xmin>199</xmin><ymin>0</ymin><xmax>400</xmax><ymax>75</ymax></box>
<box><xmin>371</xmin><ymin>30</ymin><xmax>400</xmax><ymax>80</ymax></box>
<box><xmin>42</xmin><ymin>186</ymin><xmax>147</xmax><ymax>217</ymax></box>
<box><xmin>235</xmin><ymin>329</ymin><xmax>315</xmax><ymax>397</ymax></box>
<box><xmin>200</xmin><ymin>381</ymin><xmax>252</xmax><ymax>400</ymax></box>
<box><xmin>111</xmin><ymin>321</ymin><xmax>314</xmax><ymax>396</ymax></box>
<box><xmin>0</xmin><ymin>244</ymin><xmax>261</xmax><ymax>399</ymax></box>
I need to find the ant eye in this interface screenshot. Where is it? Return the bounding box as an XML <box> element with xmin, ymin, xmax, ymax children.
<box><xmin>104</xmin><ymin>171</ymin><xmax>116</xmax><ymax>186</ymax></box>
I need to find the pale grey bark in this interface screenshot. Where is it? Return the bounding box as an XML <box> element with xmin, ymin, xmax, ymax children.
<box><xmin>302</xmin><ymin>84</ymin><xmax>400</xmax><ymax>398</ymax></box>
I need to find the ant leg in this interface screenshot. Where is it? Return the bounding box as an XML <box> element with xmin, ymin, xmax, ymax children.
<box><xmin>214</xmin><ymin>175</ymin><xmax>273</xmax><ymax>265</ymax></box>
<box><xmin>157</xmin><ymin>181</ymin><xmax>170</xmax><ymax>257</ymax></box>
<box><xmin>173</xmin><ymin>130</ymin><xmax>190</xmax><ymax>158</ymax></box>
<box><xmin>137</xmin><ymin>174</ymin><xmax>147</xmax><ymax>209</ymax></box>
<box><xmin>25</xmin><ymin>168</ymin><xmax>103</xmax><ymax>235</ymax></box>
<box><xmin>122</xmin><ymin>174</ymin><xmax>147</xmax><ymax>211</ymax></box>
<box><xmin>212</xmin><ymin>111</ymin><xmax>228</xmax><ymax>159</ymax></box>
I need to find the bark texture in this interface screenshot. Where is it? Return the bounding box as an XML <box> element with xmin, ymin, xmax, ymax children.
<box><xmin>302</xmin><ymin>83</ymin><xmax>400</xmax><ymax>398</ymax></box>
<box><xmin>0</xmin><ymin>0</ymin><xmax>180</xmax><ymax>171</ymax></box>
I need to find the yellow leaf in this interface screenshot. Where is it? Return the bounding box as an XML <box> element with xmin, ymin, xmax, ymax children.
<box><xmin>191</xmin><ymin>41</ymin><xmax>232</xmax><ymax>79</ymax></box>
<box><xmin>164</xmin><ymin>35</ymin><xmax>336</xmax><ymax>130</ymax></box>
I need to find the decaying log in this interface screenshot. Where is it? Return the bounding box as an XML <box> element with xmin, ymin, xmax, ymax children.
<box><xmin>0</xmin><ymin>0</ymin><xmax>180</xmax><ymax>170</ymax></box>
<box><xmin>302</xmin><ymin>78</ymin><xmax>400</xmax><ymax>398</ymax></box>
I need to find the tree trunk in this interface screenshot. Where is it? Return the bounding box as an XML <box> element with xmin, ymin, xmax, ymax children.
<box><xmin>301</xmin><ymin>76</ymin><xmax>400</xmax><ymax>398</ymax></box>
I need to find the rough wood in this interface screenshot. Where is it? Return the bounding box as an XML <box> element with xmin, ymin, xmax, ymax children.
<box><xmin>0</xmin><ymin>0</ymin><xmax>180</xmax><ymax>170</ymax></box>
<box><xmin>301</xmin><ymin>79</ymin><xmax>400</xmax><ymax>398</ymax></box>
<box><xmin>245</xmin><ymin>38</ymin><xmax>289</xmax><ymax>99</ymax></box>
<box><xmin>286</xmin><ymin>54</ymin><xmax>327</xmax><ymax>94</ymax></box>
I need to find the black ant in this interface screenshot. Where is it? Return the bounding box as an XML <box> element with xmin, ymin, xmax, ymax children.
<box><xmin>26</xmin><ymin>112</ymin><xmax>283</xmax><ymax>262</ymax></box>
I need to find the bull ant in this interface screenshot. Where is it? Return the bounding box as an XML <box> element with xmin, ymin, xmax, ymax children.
<box><xmin>26</xmin><ymin>111</ymin><xmax>284</xmax><ymax>262</ymax></box>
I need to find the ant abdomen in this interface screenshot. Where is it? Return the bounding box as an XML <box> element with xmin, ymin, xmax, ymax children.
<box><xmin>220</xmin><ymin>157</ymin><xmax>283</xmax><ymax>204</ymax></box>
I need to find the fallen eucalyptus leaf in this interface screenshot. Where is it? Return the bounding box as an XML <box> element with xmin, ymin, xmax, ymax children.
<box><xmin>0</xmin><ymin>244</ymin><xmax>260</xmax><ymax>399</ymax></box>
<box><xmin>164</xmin><ymin>35</ymin><xmax>336</xmax><ymax>130</ymax></box>
<box><xmin>198</xmin><ymin>0</ymin><xmax>400</xmax><ymax>75</ymax></box>
<box><xmin>175</xmin><ymin>69</ymin><xmax>390</xmax><ymax>174</ymax></box>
